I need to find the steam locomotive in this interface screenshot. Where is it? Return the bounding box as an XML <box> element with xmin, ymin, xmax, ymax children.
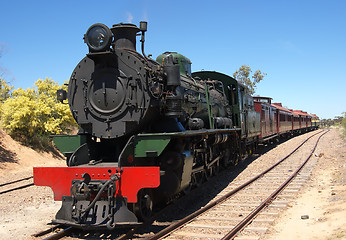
<box><xmin>33</xmin><ymin>21</ymin><xmax>319</xmax><ymax>229</ymax></box>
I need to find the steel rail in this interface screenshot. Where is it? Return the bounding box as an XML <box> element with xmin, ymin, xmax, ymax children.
<box><xmin>221</xmin><ymin>129</ymin><xmax>329</xmax><ymax>240</ymax></box>
<box><xmin>145</xmin><ymin>130</ymin><xmax>325</xmax><ymax>240</ymax></box>
<box><xmin>0</xmin><ymin>176</ymin><xmax>33</xmax><ymax>187</ymax></box>
<box><xmin>0</xmin><ymin>183</ymin><xmax>34</xmax><ymax>195</ymax></box>
<box><xmin>42</xmin><ymin>226</ymin><xmax>73</xmax><ymax>240</ymax></box>
<box><xmin>32</xmin><ymin>224</ymin><xmax>64</xmax><ymax>237</ymax></box>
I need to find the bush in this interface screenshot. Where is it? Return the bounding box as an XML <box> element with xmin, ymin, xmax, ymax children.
<box><xmin>0</xmin><ymin>78</ymin><xmax>77</xmax><ymax>149</ymax></box>
<box><xmin>0</xmin><ymin>77</ymin><xmax>13</xmax><ymax>103</ymax></box>
<box><xmin>341</xmin><ymin>112</ymin><xmax>346</xmax><ymax>138</ymax></box>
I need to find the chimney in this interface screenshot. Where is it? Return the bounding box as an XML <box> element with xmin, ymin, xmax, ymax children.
<box><xmin>111</xmin><ymin>23</ymin><xmax>140</xmax><ymax>51</ymax></box>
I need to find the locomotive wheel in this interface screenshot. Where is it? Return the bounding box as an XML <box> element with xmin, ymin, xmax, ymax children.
<box><xmin>209</xmin><ymin>159</ymin><xmax>220</xmax><ymax>176</ymax></box>
<box><xmin>222</xmin><ymin>156</ymin><xmax>232</xmax><ymax>168</ymax></box>
<box><xmin>192</xmin><ymin>172</ymin><xmax>203</xmax><ymax>187</ymax></box>
<box><xmin>160</xmin><ymin>151</ymin><xmax>183</xmax><ymax>171</ymax></box>
<box><xmin>211</xmin><ymin>160</ymin><xmax>220</xmax><ymax>176</ymax></box>
<box><xmin>183</xmin><ymin>182</ymin><xmax>192</xmax><ymax>195</ymax></box>
<box><xmin>130</xmin><ymin>189</ymin><xmax>153</xmax><ymax>222</ymax></box>
<box><xmin>203</xmin><ymin>168</ymin><xmax>210</xmax><ymax>181</ymax></box>
<box><xmin>207</xmin><ymin>166</ymin><xmax>213</xmax><ymax>178</ymax></box>
<box><xmin>190</xmin><ymin>174</ymin><xmax>196</xmax><ymax>187</ymax></box>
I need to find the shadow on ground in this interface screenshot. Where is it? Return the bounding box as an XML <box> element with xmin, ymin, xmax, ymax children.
<box><xmin>0</xmin><ymin>144</ymin><xmax>17</xmax><ymax>163</ymax></box>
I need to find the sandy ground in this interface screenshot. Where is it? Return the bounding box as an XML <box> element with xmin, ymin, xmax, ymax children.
<box><xmin>0</xmin><ymin>129</ymin><xmax>66</xmax><ymax>240</ymax></box>
<box><xmin>263</xmin><ymin>128</ymin><xmax>346</xmax><ymax>240</ymax></box>
<box><xmin>0</xmin><ymin>128</ymin><xmax>345</xmax><ymax>240</ymax></box>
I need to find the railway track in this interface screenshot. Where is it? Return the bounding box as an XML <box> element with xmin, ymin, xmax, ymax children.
<box><xmin>0</xmin><ymin>176</ymin><xmax>34</xmax><ymax>195</ymax></box>
<box><xmin>32</xmin><ymin>224</ymin><xmax>131</xmax><ymax>240</ymax></box>
<box><xmin>138</xmin><ymin>129</ymin><xmax>328</xmax><ymax>240</ymax></box>
<box><xmin>31</xmin><ymin>130</ymin><xmax>327</xmax><ymax>240</ymax></box>
<box><xmin>32</xmin><ymin>224</ymin><xmax>74</xmax><ymax>240</ymax></box>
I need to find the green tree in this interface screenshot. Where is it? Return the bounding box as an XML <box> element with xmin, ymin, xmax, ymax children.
<box><xmin>334</xmin><ymin>115</ymin><xmax>343</xmax><ymax>125</ymax></box>
<box><xmin>0</xmin><ymin>78</ymin><xmax>76</xmax><ymax>149</ymax></box>
<box><xmin>233</xmin><ymin>65</ymin><xmax>266</xmax><ymax>95</ymax></box>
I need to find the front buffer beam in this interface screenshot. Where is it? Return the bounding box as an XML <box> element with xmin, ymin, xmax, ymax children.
<box><xmin>33</xmin><ymin>166</ymin><xmax>159</xmax><ymax>202</ymax></box>
<box><xmin>33</xmin><ymin>166</ymin><xmax>160</xmax><ymax>227</ymax></box>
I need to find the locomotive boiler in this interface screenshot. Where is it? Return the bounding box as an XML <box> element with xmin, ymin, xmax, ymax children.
<box><xmin>34</xmin><ymin>21</ymin><xmax>242</xmax><ymax>229</ymax></box>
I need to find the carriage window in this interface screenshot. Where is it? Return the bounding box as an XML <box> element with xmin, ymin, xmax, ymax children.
<box><xmin>280</xmin><ymin>114</ymin><xmax>285</xmax><ymax>121</ymax></box>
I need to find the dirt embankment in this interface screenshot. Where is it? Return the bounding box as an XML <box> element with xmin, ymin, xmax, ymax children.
<box><xmin>0</xmin><ymin>129</ymin><xmax>65</xmax><ymax>239</ymax></box>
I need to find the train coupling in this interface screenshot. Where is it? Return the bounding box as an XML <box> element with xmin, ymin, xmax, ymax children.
<box><xmin>55</xmin><ymin>174</ymin><xmax>137</xmax><ymax>229</ymax></box>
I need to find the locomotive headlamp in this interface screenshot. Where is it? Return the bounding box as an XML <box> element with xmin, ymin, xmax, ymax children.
<box><xmin>84</xmin><ymin>23</ymin><xmax>112</xmax><ymax>52</ymax></box>
<box><xmin>57</xmin><ymin>89</ymin><xmax>67</xmax><ymax>102</ymax></box>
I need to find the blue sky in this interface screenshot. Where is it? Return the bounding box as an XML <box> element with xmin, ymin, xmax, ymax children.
<box><xmin>0</xmin><ymin>0</ymin><xmax>345</xmax><ymax>119</ymax></box>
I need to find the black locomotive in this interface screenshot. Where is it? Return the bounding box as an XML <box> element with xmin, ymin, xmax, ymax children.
<box><xmin>34</xmin><ymin>21</ymin><xmax>318</xmax><ymax>229</ymax></box>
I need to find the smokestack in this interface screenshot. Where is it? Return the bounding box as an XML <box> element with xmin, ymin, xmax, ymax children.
<box><xmin>111</xmin><ymin>23</ymin><xmax>140</xmax><ymax>51</ymax></box>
